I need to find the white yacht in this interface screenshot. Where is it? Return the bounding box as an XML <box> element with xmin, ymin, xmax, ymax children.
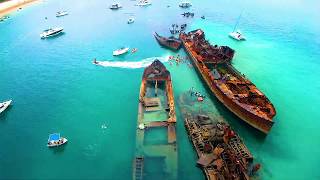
<box><xmin>109</xmin><ymin>3</ymin><xmax>122</xmax><ymax>10</ymax></box>
<box><xmin>56</xmin><ymin>11</ymin><xmax>68</xmax><ymax>17</ymax></box>
<box><xmin>127</xmin><ymin>17</ymin><xmax>135</xmax><ymax>24</ymax></box>
<box><xmin>40</xmin><ymin>27</ymin><xmax>64</xmax><ymax>39</ymax></box>
<box><xmin>113</xmin><ymin>47</ymin><xmax>129</xmax><ymax>56</ymax></box>
<box><xmin>229</xmin><ymin>30</ymin><xmax>246</xmax><ymax>41</ymax></box>
<box><xmin>229</xmin><ymin>13</ymin><xmax>246</xmax><ymax>41</ymax></box>
<box><xmin>136</xmin><ymin>0</ymin><xmax>152</xmax><ymax>6</ymax></box>
<box><xmin>47</xmin><ymin>133</ymin><xmax>68</xmax><ymax>147</ymax></box>
<box><xmin>179</xmin><ymin>1</ymin><xmax>192</xmax><ymax>8</ymax></box>
<box><xmin>0</xmin><ymin>100</ymin><xmax>12</xmax><ymax>114</ymax></box>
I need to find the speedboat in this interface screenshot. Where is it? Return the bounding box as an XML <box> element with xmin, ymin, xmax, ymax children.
<box><xmin>56</xmin><ymin>11</ymin><xmax>68</xmax><ymax>17</ymax></box>
<box><xmin>229</xmin><ymin>30</ymin><xmax>246</xmax><ymax>41</ymax></box>
<box><xmin>0</xmin><ymin>100</ymin><xmax>12</xmax><ymax>114</ymax></box>
<box><xmin>127</xmin><ymin>17</ymin><xmax>135</xmax><ymax>24</ymax></box>
<box><xmin>109</xmin><ymin>3</ymin><xmax>122</xmax><ymax>10</ymax></box>
<box><xmin>179</xmin><ymin>1</ymin><xmax>192</xmax><ymax>8</ymax></box>
<box><xmin>40</xmin><ymin>27</ymin><xmax>64</xmax><ymax>39</ymax></box>
<box><xmin>47</xmin><ymin>133</ymin><xmax>68</xmax><ymax>147</ymax></box>
<box><xmin>136</xmin><ymin>0</ymin><xmax>152</xmax><ymax>6</ymax></box>
<box><xmin>113</xmin><ymin>47</ymin><xmax>129</xmax><ymax>56</ymax></box>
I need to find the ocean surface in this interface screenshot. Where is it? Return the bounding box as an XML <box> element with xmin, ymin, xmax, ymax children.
<box><xmin>0</xmin><ymin>0</ymin><xmax>320</xmax><ymax>179</ymax></box>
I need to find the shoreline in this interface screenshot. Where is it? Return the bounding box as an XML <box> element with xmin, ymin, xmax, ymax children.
<box><xmin>0</xmin><ymin>0</ymin><xmax>39</xmax><ymax>18</ymax></box>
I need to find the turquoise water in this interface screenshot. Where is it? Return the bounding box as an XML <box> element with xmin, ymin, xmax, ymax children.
<box><xmin>0</xmin><ymin>0</ymin><xmax>320</xmax><ymax>179</ymax></box>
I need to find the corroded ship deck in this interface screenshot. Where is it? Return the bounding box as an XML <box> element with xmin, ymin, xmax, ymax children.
<box><xmin>133</xmin><ymin>60</ymin><xmax>177</xmax><ymax>180</ymax></box>
<box><xmin>180</xmin><ymin>29</ymin><xmax>276</xmax><ymax>134</ymax></box>
<box><xmin>179</xmin><ymin>92</ymin><xmax>259</xmax><ymax>180</ymax></box>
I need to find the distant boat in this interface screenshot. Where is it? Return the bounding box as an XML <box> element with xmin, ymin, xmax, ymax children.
<box><xmin>154</xmin><ymin>32</ymin><xmax>182</xmax><ymax>51</ymax></box>
<box><xmin>229</xmin><ymin>13</ymin><xmax>246</xmax><ymax>41</ymax></box>
<box><xmin>40</xmin><ymin>27</ymin><xmax>64</xmax><ymax>39</ymax></box>
<box><xmin>136</xmin><ymin>0</ymin><xmax>152</xmax><ymax>6</ymax></box>
<box><xmin>127</xmin><ymin>17</ymin><xmax>135</xmax><ymax>24</ymax></box>
<box><xmin>47</xmin><ymin>133</ymin><xmax>68</xmax><ymax>147</ymax></box>
<box><xmin>109</xmin><ymin>3</ymin><xmax>122</xmax><ymax>10</ymax></box>
<box><xmin>0</xmin><ymin>100</ymin><xmax>12</xmax><ymax>114</ymax></box>
<box><xmin>0</xmin><ymin>16</ymin><xmax>10</xmax><ymax>22</ymax></box>
<box><xmin>56</xmin><ymin>11</ymin><xmax>68</xmax><ymax>17</ymax></box>
<box><xmin>179</xmin><ymin>1</ymin><xmax>192</xmax><ymax>8</ymax></box>
<box><xmin>113</xmin><ymin>47</ymin><xmax>129</xmax><ymax>56</ymax></box>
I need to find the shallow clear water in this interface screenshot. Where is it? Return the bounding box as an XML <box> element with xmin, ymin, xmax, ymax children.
<box><xmin>0</xmin><ymin>0</ymin><xmax>319</xmax><ymax>179</ymax></box>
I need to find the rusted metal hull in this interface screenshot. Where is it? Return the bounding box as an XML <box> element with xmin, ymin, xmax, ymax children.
<box><xmin>181</xmin><ymin>37</ymin><xmax>274</xmax><ymax>134</ymax></box>
<box><xmin>154</xmin><ymin>32</ymin><xmax>181</xmax><ymax>51</ymax></box>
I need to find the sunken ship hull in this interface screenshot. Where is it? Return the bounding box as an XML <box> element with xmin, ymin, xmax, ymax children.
<box><xmin>133</xmin><ymin>60</ymin><xmax>177</xmax><ymax>180</ymax></box>
<box><xmin>180</xmin><ymin>30</ymin><xmax>275</xmax><ymax>134</ymax></box>
<box><xmin>154</xmin><ymin>32</ymin><xmax>182</xmax><ymax>51</ymax></box>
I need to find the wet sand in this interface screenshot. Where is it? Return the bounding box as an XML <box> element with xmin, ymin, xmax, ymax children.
<box><xmin>0</xmin><ymin>0</ymin><xmax>39</xmax><ymax>18</ymax></box>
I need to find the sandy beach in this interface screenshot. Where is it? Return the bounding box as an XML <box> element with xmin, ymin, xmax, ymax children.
<box><xmin>0</xmin><ymin>0</ymin><xmax>38</xmax><ymax>18</ymax></box>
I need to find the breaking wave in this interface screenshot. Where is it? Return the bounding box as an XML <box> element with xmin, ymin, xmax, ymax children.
<box><xmin>94</xmin><ymin>56</ymin><xmax>169</xmax><ymax>69</ymax></box>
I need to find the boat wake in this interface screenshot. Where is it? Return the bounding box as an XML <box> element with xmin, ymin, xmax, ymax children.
<box><xmin>94</xmin><ymin>56</ymin><xmax>169</xmax><ymax>69</ymax></box>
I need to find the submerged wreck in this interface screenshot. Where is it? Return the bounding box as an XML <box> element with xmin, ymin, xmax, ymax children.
<box><xmin>180</xmin><ymin>29</ymin><xmax>276</xmax><ymax>134</ymax></box>
<box><xmin>179</xmin><ymin>92</ymin><xmax>260</xmax><ymax>180</ymax></box>
<box><xmin>133</xmin><ymin>60</ymin><xmax>177</xmax><ymax>180</ymax></box>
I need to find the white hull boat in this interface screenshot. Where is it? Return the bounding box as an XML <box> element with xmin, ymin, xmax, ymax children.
<box><xmin>128</xmin><ymin>18</ymin><xmax>135</xmax><ymax>24</ymax></box>
<box><xmin>56</xmin><ymin>11</ymin><xmax>68</xmax><ymax>17</ymax></box>
<box><xmin>229</xmin><ymin>31</ymin><xmax>246</xmax><ymax>41</ymax></box>
<box><xmin>113</xmin><ymin>47</ymin><xmax>129</xmax><ymax>56</ymax></box>
<box><xmin>47</xmin><ymin>133</ymin><xmax>68</xmax><ymax>147</ymax></box>
<box><xmin>136</xmin><ymin>0</ymin><xmax>152</xmax><ymax>6</ymax></box>
<box><xmin>40</xmin><ymin>27</ymin><xmax>64</xmax><ymax>39</ymax></box>
<box><xmin>0</xmin><ymin>100</ymin><xmax>12</xmax><ymax>114</ymax></box>
<box><xmin>179</xmin><ymin>2</ymin><xmax>192</xmax><ymax>8</ymax></box>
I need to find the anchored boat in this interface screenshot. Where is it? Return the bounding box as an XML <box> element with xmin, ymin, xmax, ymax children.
<box><xmin>109</xmin><ymin>3</ymin><xmax>122</xmax><ymax>10</ymax></box>
<box><xmin>40</xmin><ymin>27</ymin><xmax>64</xmax><ymax>39</ymax></box>
<box><xmin>133</xmin><ymin>60</ymin><xmax>177</xmax><ymax>179</ymax></box>
<box><xmin>153</xmin><ymin>32</ymin><xmax>182</xmax><ymax>51</ymax></box>
<box><xmin>179</xmin><ymin>1</ymin><xmax>192</xmax><ymax>8</ymax></box>
<box><xmin>47</xmin><ymin>133</ymin><xmax>68</xmax><ymax>147</ymax></box>
<box><xmin>135</xmin><ymin>0</ymin><xmax>152</xmax><ymax>6</ymax></box>
<box><xmin>0</xmin><ymin>100</ymin><xmax>12</xmax><ymax>114</ymax></box>
<box><xmin>56</xmin><ymin>11</ymin><xmax>68</xmax><ymax>17</ymax></box>
<box><xmin>113</xmin><ymin>47</ymin><xmax>129</xmax><ymax>56</ymax></box>
<box><xmin>180</xmin><ymin>29</ymin><xmax>276</xmax><ymax>134</ymax></box>
<box><xmin>229</xmin><ymin>13</ymin><xmax>246</xmax><ymax>41</ymax></box>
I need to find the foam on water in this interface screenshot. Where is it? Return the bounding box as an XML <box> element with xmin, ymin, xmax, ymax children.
<box><xmin>95</xmin><ymin>56</ymin><xmax>169</xmax><ymax>69</ymax></box>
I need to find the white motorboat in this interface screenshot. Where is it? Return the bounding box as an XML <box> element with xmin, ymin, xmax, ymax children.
<box><xmin>229</xmin><ymin>30</ymin><xmax>246</xmax><ymax>41</ymax></box>
<box><xmin>40</xmin><ymin>27</ymin><xmax>64</xmax><ymax>39</ymax></box>
<box><xmin>127</xmin><ymin>17</ymin><xmax>135</xmax><ymax>24</ymax></box>
<box><xmin>109</xmin><ymin>3</ymin><xmax>122</xmax><ymax>10</ymax></box>
<box><xmin>47</xmin><ymin>133</ymin><xmax>68</xmax><ymax>147</ymax></box>
<box><xmin>229</xmin><ymin>13</ymin><xmax>246</xmax><ymax>41</ymax></box>
<box><xmin>136</xmin><ymin>0</ymin><xmax>152</xmax><ymax>6</ymax></box>
<box><xmin>179</xmin><ymin>1</ymin><xmax>192</xmax><ymax>8</ymax></box>
<box><xmin>0</xmin><ymin>100</ymin><xmax>12</xmax><ymax>114</ymax></box>
<box><xmin>56</xmin><ymin>11</ymin><xmax>68</xmax><ymax>17</ymax></box>
<box><xmin>113</xmin><ymin>47</ymin><xmax>129</xmax><ymax>56</ymax></box>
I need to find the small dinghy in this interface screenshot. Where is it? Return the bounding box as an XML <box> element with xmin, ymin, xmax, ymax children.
<box><xmin>47</xmin><ymin>133</ymin><xmax>68</xmax><ymax>147</ymax></box>
<box><xmin>113</xmin><ymin>47</ymin><xmax>129</xmax><ymax>56</ymax></box>
<box><xmin>0</xmin><ymin>100</ymin><xmax>12</xmax><ymax>114</ymax></box>
<box><xmin>56</xmin><ymin>11</ymin><xmax>68</xmax><ymax>17</ymax></box>
<box><xmin>127</xmin><ymin>17</ymin><xmax>135</xmax><ymax>24</ymax></box>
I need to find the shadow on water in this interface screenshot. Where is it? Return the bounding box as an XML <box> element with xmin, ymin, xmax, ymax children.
<box><xmin>0</xmin><ymin>106</ymin><xmax>12</xmax><ymax>122</ymax></box>
<box><xmin>48</xmin><ymin>143</ymin><xmax>68</xmax><ymax>154</ymax></box>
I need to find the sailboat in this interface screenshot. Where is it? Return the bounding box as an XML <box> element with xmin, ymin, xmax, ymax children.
<box><xmin>229</xmin><ymin>13</ymin><xmax>246</xmax><ymax>41</ymax></box>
